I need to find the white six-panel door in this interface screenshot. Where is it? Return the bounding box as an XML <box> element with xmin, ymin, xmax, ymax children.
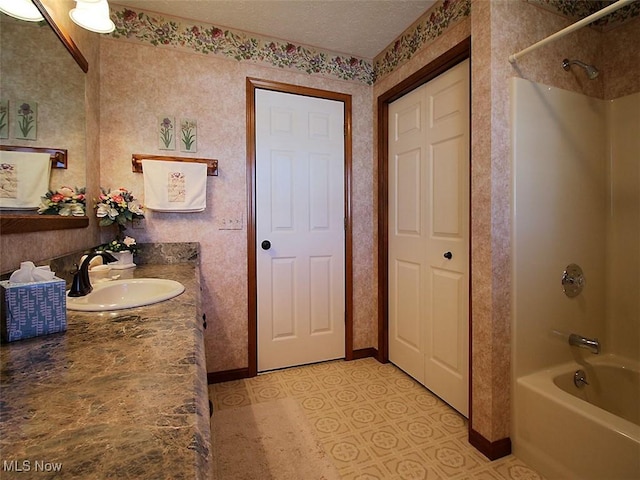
<box><xmin>256</xmin><ymin>89</ymin><xmax>345</xmax><ymax>372</ymax></box>
<box><xmin>388</xmin><ymin>60</ymin><xmax>469</xmax><ymax>416</ymax></box>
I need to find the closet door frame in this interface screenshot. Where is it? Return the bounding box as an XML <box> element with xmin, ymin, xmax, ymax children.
<box><xmin>377</xmin><ymin>38</ymin><xmax>471</xmax><ymax>398</ymax></box>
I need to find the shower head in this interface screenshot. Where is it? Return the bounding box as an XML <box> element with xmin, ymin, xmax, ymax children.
<box><xmin>562</xmin><ymin>58</ymin><xmax>599</xmax><ymax>80</ymax></box>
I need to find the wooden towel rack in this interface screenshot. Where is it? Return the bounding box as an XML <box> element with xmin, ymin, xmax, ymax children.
<box><xmin>132</xmin><ymin>154</ymin><xmax>218</xmax><ymax>176</ymax></box>
<box><xmin>0</xmin><ymin>145</ymin><xmax>67</xmax><ymax>168</ymax></box>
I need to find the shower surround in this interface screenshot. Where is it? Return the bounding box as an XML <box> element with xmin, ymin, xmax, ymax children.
<box><xmin>511</xmin><ymin>77</ymin><xmax>639</xmax><ymax>478</ymax></box>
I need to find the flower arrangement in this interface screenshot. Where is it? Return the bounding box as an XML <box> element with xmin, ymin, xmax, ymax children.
<box><xmin>95</xmin><ymin>188</ymin><xmax>144</xmax><ymax>255</ymax></box>
<box><xmin>95</xmin><ymin>187</ymin><xmax>144</xmax><ymax>228</ymax></box>
<box><xmin>38</xmin><ymin>186</ymin><xmax>86</xmax><ymax>216</ymax></box>
<box><xmin>98</xmin><ymin>235</ymin><xmax>139</xmax><ymax>253</ymax></box>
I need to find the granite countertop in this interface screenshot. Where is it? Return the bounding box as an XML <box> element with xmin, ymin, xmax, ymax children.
<box><xmin>0</xmin><ymin>263</ymin><xmax>211</xmax><ymax>479</ymax></box>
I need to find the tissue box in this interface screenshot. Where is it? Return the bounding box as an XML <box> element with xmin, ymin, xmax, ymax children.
<box><xmin>0</xmin><ymin>277</ymin><xmax>67</xmax><ymax>343</ymax></box>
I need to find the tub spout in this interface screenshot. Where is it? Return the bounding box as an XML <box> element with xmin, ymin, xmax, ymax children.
<box><xmin>568</xmin><ymin>333</ymin><xmax>600</xmax><ymax>354</ymax></box>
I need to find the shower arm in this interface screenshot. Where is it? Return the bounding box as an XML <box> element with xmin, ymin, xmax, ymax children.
<box><xmin>562</xmin><ymin>59</ymin><xmax>599</xmax><ymax>79</ymax></box>
<box><xmin>508</xmin><ymin>0</ymin><xmax>634</xmax><ymax>63</ymax></box>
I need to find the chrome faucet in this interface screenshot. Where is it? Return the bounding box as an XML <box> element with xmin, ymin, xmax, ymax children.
<box><xmin>68</xmin><ymin>251</ymin><xmax>117</xmax><ymax>297</ymax></box>
<box><xmin>568</xmin><ymin>333</ymin><xmax>600</xmax><ymax>354</ymax></box>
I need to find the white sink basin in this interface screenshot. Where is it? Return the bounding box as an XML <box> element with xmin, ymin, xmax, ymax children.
<box><xmin>67</xmin><ymin>278</ymin><xmax>185</xmax><ymax>311</ymax></box>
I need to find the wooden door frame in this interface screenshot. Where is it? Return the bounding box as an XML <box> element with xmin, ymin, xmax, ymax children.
<box><xmin>246</xmin><ymin>78</ymin><xmax>354</xmax><ymax>377</ymax></box>
<box><xmin>377</xmin><ymin>38</ymin><xmax>470</xmax><ymax>364</ymax></box>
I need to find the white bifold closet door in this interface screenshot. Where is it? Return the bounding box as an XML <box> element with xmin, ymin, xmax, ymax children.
<box><xmin>388</xmin><ymin>59</ymin><xmax>470</xmax><ymax>416</ymax></box>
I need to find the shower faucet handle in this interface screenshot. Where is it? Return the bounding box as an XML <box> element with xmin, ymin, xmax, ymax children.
<box><xmin>562</xmin><ymin>264</ymin><xmax>584</xmax><ymax>297</ymax></box>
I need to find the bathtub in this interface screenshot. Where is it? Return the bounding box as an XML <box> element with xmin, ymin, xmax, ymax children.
<box><xmin>513</xmin><ymin>355</ymin><xmax>640</xmax><ymax>480</ymax></box>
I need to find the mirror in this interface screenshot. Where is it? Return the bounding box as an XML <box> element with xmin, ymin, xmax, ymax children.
<box><xmin>0</xmin><ymin>0</ymin><xmax>88</xmax><ymax>233</ymax></box>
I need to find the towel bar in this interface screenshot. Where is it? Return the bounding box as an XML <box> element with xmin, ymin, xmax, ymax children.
<box><xmin>0</xmin><ymin>145</ymin><xmax>67</xmax><ymax>168</ymax></box>
<box><xmin>132</xmin><ymin>154</ymin><xmax>218</xmax><ymax>176</ymax></box>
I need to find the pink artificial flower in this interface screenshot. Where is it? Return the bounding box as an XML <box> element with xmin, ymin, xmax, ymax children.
<box><xmin>58</xmin><ymin>186</ymin><xmax>75</xmax><ymax>198</ymax></box>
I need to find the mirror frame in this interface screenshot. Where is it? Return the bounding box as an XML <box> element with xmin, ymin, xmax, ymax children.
<box><xmin>0</xmin><ymin>0</ymin><xmax>89</xmax><ymax>234</ymax></box>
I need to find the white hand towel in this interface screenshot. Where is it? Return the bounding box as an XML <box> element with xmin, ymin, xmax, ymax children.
<box><xmin>0</xmin><ymin>151</ymin><xmax>51</xmax><ymax>209</ymax></box>
<box><xmin>142</xmin><ymin>160</ymin><xmax>207</xmax><ymax>212</ymax></box>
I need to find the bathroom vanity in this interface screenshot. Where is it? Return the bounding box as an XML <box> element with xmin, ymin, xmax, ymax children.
<box><xmin>0</xmin><ymin>250</ymin><xmax>211</xmax><ymax>478</ymax></box>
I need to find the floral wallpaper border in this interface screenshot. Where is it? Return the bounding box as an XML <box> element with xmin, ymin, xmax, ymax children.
<box><xmin>373</xmin><ymin>0</ymin><xmax>471</xmax><ymax>81</ymax></box>
<box><xmin>528</xmin><ymin>0</ymin><xmax>640</xmax><ymax>30</ymax></box>
<box><xmin>109</xmin><ymin>0</ymin><xmax>636</xmax><ymax>86</ymax></box>
<box><xmin>111</xmin><ymin>8</ymin><xmax>375</xmax><ymax>85</ymax></box>
<box><xmin>110</xmin><ymin>0</ymin><xmax>472</xmax><ymax>85</ymax></box>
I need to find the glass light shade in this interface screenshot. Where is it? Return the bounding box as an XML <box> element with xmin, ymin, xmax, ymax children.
<box><xmin>69</xmin><ymin>0</ymin><xmax>115</xmax><ymax>34</ymax></box>
<box><xmin>0</xmin><ymin>0</ymin><xmax>44</xmax><ymax>22</ymax></box>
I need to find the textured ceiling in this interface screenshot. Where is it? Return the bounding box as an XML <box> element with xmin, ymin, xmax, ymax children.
<box><xmin>111</xmin><ymin>0</ymin><xmax>436</xmax><ymax>59</ymax></box>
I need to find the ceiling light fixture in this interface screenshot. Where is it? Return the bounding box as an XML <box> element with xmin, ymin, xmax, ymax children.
<box><xmin>69</xmin><ymin>0</ymin><xmax>115</xmax><ymax>34</ymax></box>
<box><xmin>0</xmin><ymin>0</ymin><xmax>44</xmax><ymax>22</ymax></box>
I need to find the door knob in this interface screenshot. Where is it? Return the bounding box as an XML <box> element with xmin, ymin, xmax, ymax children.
<box><xmin>443</xmin><ymin>251</ymin><xmax>452</xmax><ymax>260</ymax></box>
<box><xmin>261</xmin><ymin>240</ymin><xmax>271</xmax><ymax>250</ymax></box>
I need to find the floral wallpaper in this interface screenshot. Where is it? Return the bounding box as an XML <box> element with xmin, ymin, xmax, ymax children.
<box><xmin>109</xmin><ymin>0</ymin><xmax>634</xmax><ymax>86</ymax></box>
<box><xmin>111</xmin><ymin>8</ymin><xmax>374</xmax><ymax>85</ymax></box>
<box><xmin>109</xmin><ymin>0</ymin><xmax>474</xmax><ymax>85</ymax></box>
<box><xmin>374</xmin><ymin>0</ymin><xmax>471</xmax><ymax>80</ymax></box>
<box><xmin>528</xmin><ymin>0</ymin><xmax>640</xmax><ymax>30</ymax></box>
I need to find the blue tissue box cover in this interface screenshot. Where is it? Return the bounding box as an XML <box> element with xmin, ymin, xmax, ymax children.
<box><xmin>0</xmin><ymin>277</ymin><xmax>67</xmax><ymax>342</ymax></box>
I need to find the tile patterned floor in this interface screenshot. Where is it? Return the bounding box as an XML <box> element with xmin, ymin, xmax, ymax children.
<box><xmin>209</xmin><ymin>358</ymin><xmax>545</xmax><ymax>480</ymax></box>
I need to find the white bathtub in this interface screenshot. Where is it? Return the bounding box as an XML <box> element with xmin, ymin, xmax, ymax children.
<box><xmin>513</xmin><ymin>355</ymin><xmax>640</xmax><ymax>480</ymax></box>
